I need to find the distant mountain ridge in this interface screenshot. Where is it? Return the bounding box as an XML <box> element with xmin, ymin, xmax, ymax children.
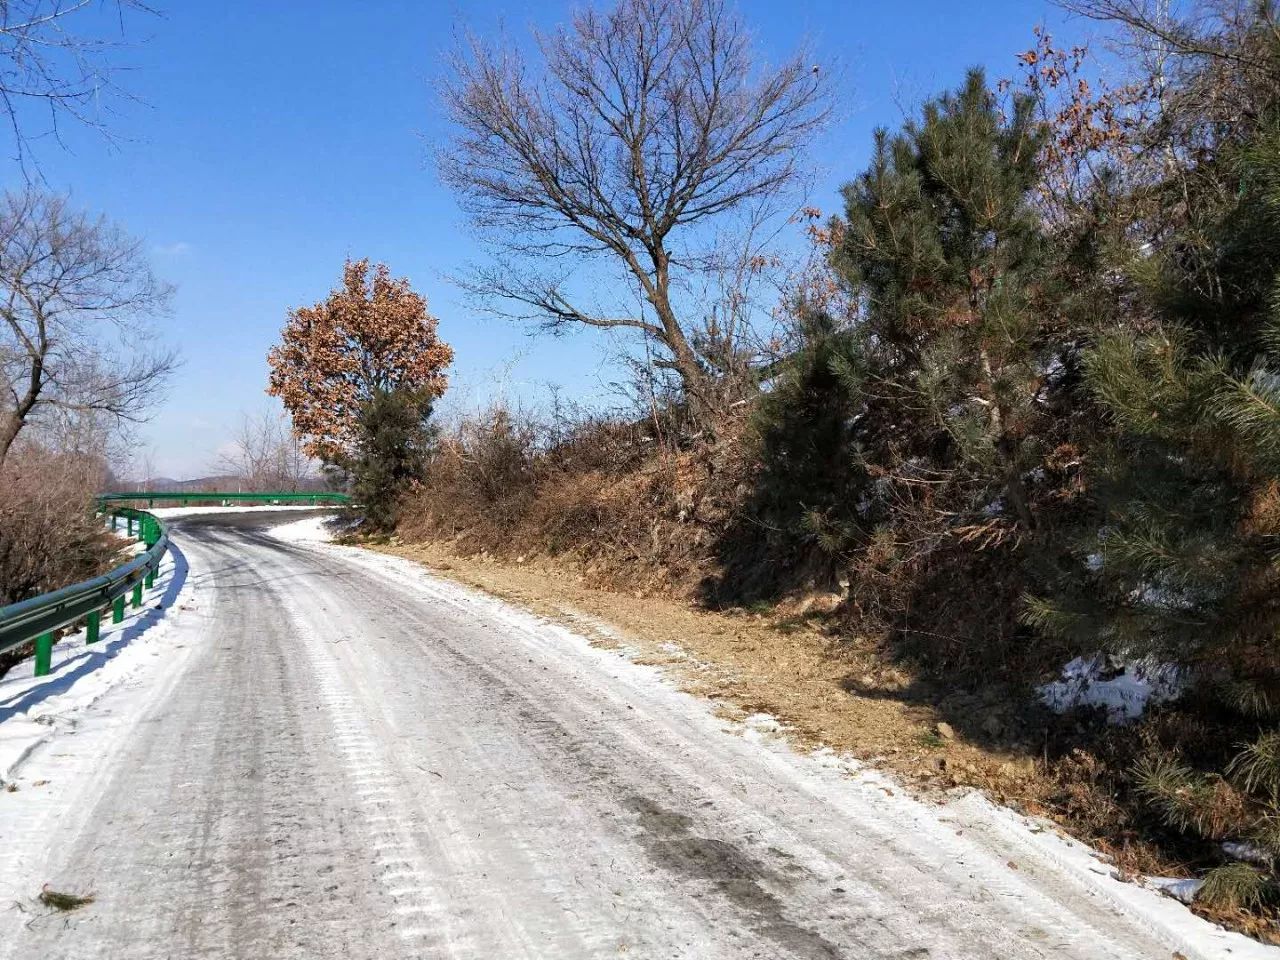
<box><xmin>107</xmin><ymin>474</ymin><xmax>332</xmax><ymax>493</ymax></box>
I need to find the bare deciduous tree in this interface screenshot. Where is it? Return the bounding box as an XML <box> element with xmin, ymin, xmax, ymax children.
<box><xmin>441</xmin><ymin>0</ymin><xmax>829</xmax><ymax>423</ymax></box>
<box><xmin>0</xmin><ymin>1</ymin><xmax>158</xmax><ymax>173</ymax></box>
<box><xmin>1052</xmin><ymin>0</ymin><xmax>1280</xmax><ymax>302</ymax></box>
<box><xmin>216</xmin><ymin>410</ymin><xmax>318</xmax><ymax>492</ymax></box>
<box><xmin>1056</xmin><ymin>1</ymin><xmax>1280</xmax><ymax>148</ymax></box>
<box><xmin>0</xmin><ymin>189</ymin><xmax>174</xmax><ymax>465</ymax></box>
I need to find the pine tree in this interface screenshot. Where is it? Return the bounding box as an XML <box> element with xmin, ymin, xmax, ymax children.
<box><xmin>1026</xmin><ymin>102</ymin><xmax>1280</xmax><ymax>909</ymax></box>
<box><xmin>833</xmin><ymin>68</ymin><xmax>1060</xmax><ymax>538</ymax></box>
<box><xmin>748</xmin><ymin>304</ymin><xmax>874</xmax><ymax>578</ymax></box>
<box><xmin>349</xmin><ymin>388</ymin><xmax>437</xmax><ymax>533</ymax></box>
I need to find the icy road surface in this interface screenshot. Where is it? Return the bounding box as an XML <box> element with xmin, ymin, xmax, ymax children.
<box><xmin>0</xmin><ymin>511</ymin><xmax>1266</xmax><ymax>959</ymax></box>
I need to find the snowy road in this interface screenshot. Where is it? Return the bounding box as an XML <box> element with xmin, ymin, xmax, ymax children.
<box><xmin>0</xmin><ymin>511</ymin><xmax>1265</xmax><ymax>959</ymax></box>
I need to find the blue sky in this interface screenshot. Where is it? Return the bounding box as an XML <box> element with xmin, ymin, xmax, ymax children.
<box><xmin>31</xmin><ymin>0</ymin><xmax>1087</xmax><ymax>478</ymax></box>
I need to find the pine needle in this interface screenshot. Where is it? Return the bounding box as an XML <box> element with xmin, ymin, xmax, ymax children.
<box><xmin>38</xmin><ymin>884</ymin><xmax>94</xmax><ymax>911</ymax></box>
<box><xmin>1198</xmin><ymin>862</ymin><xmax>1276</xmax><ymax>912</ymax></box>
<box><xmin>1228</xmin><ymin>730</ymin><xmax>1280</xmax><ymax>801</ymax></box>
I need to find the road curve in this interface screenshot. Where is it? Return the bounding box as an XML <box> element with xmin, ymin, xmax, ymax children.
<box><xmin>0</xmin><ymin>512</ymin><xmax>1228</xmax><ymax>959</ymax></box>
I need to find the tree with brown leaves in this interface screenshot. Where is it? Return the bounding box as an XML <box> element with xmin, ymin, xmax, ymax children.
<box><xmin>267</xmin><ymin>259</ymin><xmax>453</xmax><ymax>464</ymax></box>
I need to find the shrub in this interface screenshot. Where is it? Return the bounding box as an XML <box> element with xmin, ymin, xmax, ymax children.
<box><xmin>0</xmin><ymin>441</ymin><xmax>117</xmax><ymax>606</ymax></box>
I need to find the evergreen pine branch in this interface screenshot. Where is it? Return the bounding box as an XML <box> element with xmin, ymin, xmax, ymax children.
<box><xmin>1198</xmin><ymin>862</ymin><xmax>1277</xmax><ymax>911</ymax></box>
<box><xmin>1133</xmin><ymin>754</ymin><xmax>1246</xmax><ymax>841</ymax></box>
<box><xmin>1218</xmin><ymin>679</ymin><xmax>1280</xmax><ymax>721</ymax></box>
<box><xmin>1227</xmin><ymin>729</ymin><xmax>1280</xmax><ymax>803</ymax></box>
<box><xmin>1210</xmin><ymin>363</ymin><xmax>1280</xmax><ymax>463</ymax></box>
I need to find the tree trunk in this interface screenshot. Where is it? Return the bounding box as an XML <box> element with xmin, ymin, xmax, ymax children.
<box><xmin>650</xmin><ymin>255</ymin><xmax>715</xmax><ymax>428</ymax></box>
<box><xmin>0</xmin><ymin>352</ymin><xmax>43</xmax><ymax>467</ymax></box>
<box><xmin>1003</xmin><ymin>464</ymin><xmax>1035</xmax><ymax>531</ymax></box>
<box><xmin>0</xmin><ymin>411</ymin><xmax>22</xmax><ymax>466</ymax></box>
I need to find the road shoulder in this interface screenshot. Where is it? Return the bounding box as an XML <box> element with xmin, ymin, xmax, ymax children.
<box><xmin>355</xmin><ymin>534</ymin><xmax>1276</xmax><ymax>960</ymax></box>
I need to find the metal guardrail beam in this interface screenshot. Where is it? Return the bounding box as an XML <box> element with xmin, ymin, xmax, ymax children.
<box><xmin>1</xmin><ymin>492</ymin><xmax>349</xmax><ymax>678</ymax></box>
<box><xmin>98</xmin><ymin>491</ymin><xmax>351</xmax><ymax>506</ymax></box>
<box><xmin>0</xmin><ymin>504</ymin><xmax>169</xmax><ymax>676</ymax></box>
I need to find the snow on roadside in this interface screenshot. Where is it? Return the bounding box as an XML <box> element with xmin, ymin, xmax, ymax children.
<box><xmin>1039</xmin><ymin>653</ymin><xmax>1183</xmax><ymax>722</ymax></box>
<box><xmin>268</xmin><ymin>513</ymin><xmax>340</xmax><ymax>543</ymax></box>
<box><xmin>1148</xmin><ymin>876</ymin><xmax>1205</xmax><ymax>904</ymax></box>
<box><xmin>150</xmin><ymin>504</ymin><xmax>329</xmax><ymax>519</ymax></box>
<box><xmin>0</xmin><ymin>540</ymin><xmax>204</xmax><ymax>784</ymax></box>
<box><xmin>940</xmin><ymin>790</ymin><xmax>1272</xmax><ymax>959</ymax></box>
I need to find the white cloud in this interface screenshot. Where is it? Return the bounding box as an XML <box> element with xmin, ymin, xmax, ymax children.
<box><xmin>153</xmin><ymin>241</ymin><xmax>193</xmax><ymax>257</ymax></box>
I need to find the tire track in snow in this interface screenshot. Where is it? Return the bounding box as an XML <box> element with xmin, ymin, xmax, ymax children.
<box><xmin>283</xmin><ymin>610</ymin><xmax>464</xmax><ymax>956</ymax></box>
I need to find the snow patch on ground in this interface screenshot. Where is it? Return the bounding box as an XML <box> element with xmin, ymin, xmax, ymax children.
<box><xmin>0</xmin><ymin>541</ymin><xmax>203</xmax><ymax>783</ymax></box>
<box><xmin>150</xmin><ymin>504</ymin><xmax>329</xmax><ymax>519</ymax></box>
<box><xmin>740</xmin><ymin>711</ymin><xmax>786</xmax><ymax>738</ymax></box>
<box><xmin>1039</xmin><ymin>652</ymin><xmax>1183</xmax><ymax>722</ymax></box>
<box><xmin>1147</xmin><ymin>877</ymin><xmax>1205</xmax><ymax>905</ymax></box>
<box><xmin>268</xmin><ymin>513</ymin><xmax>339</xmax><ymax>543</ymax></box>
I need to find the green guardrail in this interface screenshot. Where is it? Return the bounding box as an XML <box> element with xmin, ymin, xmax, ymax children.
<box><xmin>98</xmin><ymin>490</ymin><xmax>351</xmax><ymax>507</ymax></box>
<box><xmin>0</xmin><ymin>505</ymin><xmax>169</xmax><ymax>677</ymax></box>
<box><xmin>0</xmin><ymin>492</ymin><xmax>348</xmax><ymax>678</ymax></box>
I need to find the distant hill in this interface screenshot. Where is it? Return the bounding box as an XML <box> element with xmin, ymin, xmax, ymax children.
<box><xmin>107</xmin><ymin>474</ymin><xmax>333</xmax><ymax>493</ymax></box>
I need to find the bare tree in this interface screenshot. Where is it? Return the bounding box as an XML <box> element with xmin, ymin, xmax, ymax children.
<box><xmin>0</xmin><ymin>435</ymin><xmax>116</xmax><ymax>603</ymax></box>
<box><xmin>0</xmin><ymin>1</ymin><xmax>159</xmax><ymax>173</ymax></box>
<box><xmin>0</xmin><ymin>189</ymin><xmax>174</xmax><ymax>466</ymax></box>
<box><xmin>1056</xmin><ymin>1</ymin><xmax>1280</xmax><ymax>142</ymax></box>
<box><xmin>441</xmin><ymin>0</ymin><xmax>829</xmax><ymax>424</ymax></box>
<box><xmin>216</xmin><ymin>409</ymin><xmax>318</xmax><ymax>492</ymax></box>
<box><xmin>1052</xmin><ymin>0</ymin><xmax>1280</xmax><ymax>297</ymax></box>
<box><xmin>133</xmin><ymin>444</ymin><xmax>156</xmax><ymax>490</ymax></box>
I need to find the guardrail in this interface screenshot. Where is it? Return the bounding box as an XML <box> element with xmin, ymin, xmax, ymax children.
<box><xmin>0</xmin><ymin>505</ymin><xmax>169</xmax><ymax>678</ymax></box>
<box><xmin>1</xmin><ymin>492</ymin><xmax>347</xmax><ymax>678</ymax></box>
<box><xmin>98</xmin><ymin>491</ymin><xmax>351</xmax><ymax>507</ymax></box>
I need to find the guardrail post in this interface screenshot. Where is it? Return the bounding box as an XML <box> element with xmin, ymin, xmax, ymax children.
<box><xmin>145</xmin><ymin>564</ymin><xmax>156</xmax><ymax>589</ymax></box>
<box><xmin>110</xmin><ymin>513</ymin><xmax>118</xmax><ymax>531</ymax></box>
<box><xmin>112</xmin><ymin>595</ymin><xmax>125</xmax><ymax>624</ymax></box>
<box><xmin>34</xmin><ymin>632</ymin><xmax>53</xmax><ymax>676</ymax></box>
<box><xmin>86</xmin><ymin>611</ymin><xmax>101</xmax><ymax>644</ymax></box>
<box><xmin>127</xmin><ymin>515</ymin><xmax>134</xmax><ymax>537</ymax></box>
<box><xmin>131</xmin><ymin>583</ymin><xmax>142</xmax><ymax>609</ymax></box>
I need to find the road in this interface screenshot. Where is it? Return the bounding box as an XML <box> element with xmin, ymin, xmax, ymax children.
<box><xmin>0</xmin><ymin>511</ymin><xmax>1251</xmax><ymax>959</ymax></box>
